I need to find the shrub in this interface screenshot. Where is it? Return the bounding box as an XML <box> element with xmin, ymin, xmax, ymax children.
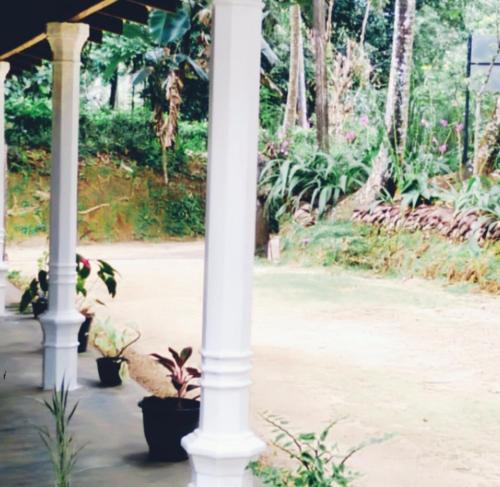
<box><xmin>260</xmin><ymin>128</ymin><xmax>376</xmax><ymax>221</ymax></box>
<box><xmin>164</xmin><ymin>185</ymin><xmax>205</xmax><ymax>236</ymax></box>
<box><xmin>250</xmin><ymin>414</ymin><xmax>383</xmax><ymax>487</ymax></box>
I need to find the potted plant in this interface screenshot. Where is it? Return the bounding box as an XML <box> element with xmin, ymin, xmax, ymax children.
<box><xmin>139</xmin><ymin>347</ymin><xmax>201</xmax><ymax>462</ymax></box>
<box><xmin>19</xmin><ymin>269</ymin><xmax>49</xmax><ymax>318</ymax></box>
<box><xmin>20</xmin><ymin>254</ymin><xmax>119</xmax><ymax>353</ymax></box>
<box><xmin>90</xmin><ymin>318</ymin><xmax>141</xmax><ymax>387</ymax></box>
<box><xmin>75</xmin><ymin>255</ymin><xmax>118</xmax><ymax>353</ymax></box>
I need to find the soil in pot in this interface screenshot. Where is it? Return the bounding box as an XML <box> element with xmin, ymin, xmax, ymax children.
<box><xmin>78</xmin><ymin>315</ymin><xmax>94</xmax><ymax>353</ymax></box>
<box><xmin>32</xmin><ymin>298</ymin><xmax>48</xmax><ymax>318</ymax></box>
<box><xmin>138</xmin><ymin>396</ymin><xmax>200</xmax><ymax>462</ymax></box>
<box><xmin>97</xmin><ymin>357</ymin><xmax>124</xmax><ymax>387</ymax></box>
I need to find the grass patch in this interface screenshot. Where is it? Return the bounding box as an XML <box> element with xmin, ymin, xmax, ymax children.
<box><xmin>280</xmin><ymin>220</ymin><xmax>500</xmax><ymax>294</ymax></box>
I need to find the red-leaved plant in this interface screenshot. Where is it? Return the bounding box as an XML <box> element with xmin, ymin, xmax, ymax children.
<box><xmin>151</xmin><ymin>347</ymin><xmax>201</xmax><ymax>404</ymax></box>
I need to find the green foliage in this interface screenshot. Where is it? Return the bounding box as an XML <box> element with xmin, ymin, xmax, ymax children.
<box><xmin>37</xmin><ymin>380</ymin><xmax>83</xmax><ymax>487</ymax></box>
<box><xmin>79</xmin><ymin>108</ymin><xmax>162</xmax><ymax>169</ymax></box>
<box><xmin>19</xmin><ymin>269</ymin><xmax>48</xmax><ymax>313</ymax></box>
<box><xmin>260</xmin><ymin>127</ymin><xmax>379</xmax><ymax>220</ymax></box>
<box><xmin>90</xmin><ymin>318</ymin><xmax>140</xmax><ymax>363</ymax></box>
<box><xmin>439</xmin><ymin>177</ymin><xmax>500</xmax><ymax>219</ymax></box>
<box><xmin>250</xmin><ymin>414</ymin><xmax>381</xmax><ymax>487</ymax></box>
<box><xmin>281</xmin><ymin>220</ymin><xmax>500</xmax><ymax>293</ymax></box>
<box><xmin>5</xmin><ymin>97</ymin><xmax>52</xmax><ymax>149</ymax></box>
<box><xmin>164</xmin><ymin>186</ymin><xmax>205</xmax><ymax>236</ymax></box>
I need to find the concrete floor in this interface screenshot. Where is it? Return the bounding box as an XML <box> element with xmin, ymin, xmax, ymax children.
<box><xmin>0</xmin><ymin>284</ymin><xmax>191</xmax><ymax>487</ymax></box>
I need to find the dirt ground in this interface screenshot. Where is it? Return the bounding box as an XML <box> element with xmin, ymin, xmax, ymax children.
<box><xmin>8</xmin><ymin>238</ymin><xmax>500</xmax><ymax>487</ymax></box>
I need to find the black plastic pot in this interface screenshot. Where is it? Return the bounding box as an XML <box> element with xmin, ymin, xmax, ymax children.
<box><xmin>138</xmin><ymin>396</ymin><xmax>200</xmax><ymax>462</ymax></box>
<box><xmin>32</xmin><ymin>298</ymin><xmax>48</xmax><ymax>319</ymax></box>
<box><xmin>78</xmin><ymin>315</ymin><xmax>94</xmax><ymax>353</ymax></box>
<box><xmin>97</xmin><ymin>357</ymin><xmax>124</xmax><ymax>387</ymax></box>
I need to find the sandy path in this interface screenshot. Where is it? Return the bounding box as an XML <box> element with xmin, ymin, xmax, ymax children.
<box><xmin>8</xmin><ymin>238</ymin><xmax>500</xmax><ymax>487</ymax></box>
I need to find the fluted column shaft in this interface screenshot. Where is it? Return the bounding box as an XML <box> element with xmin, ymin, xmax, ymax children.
<box><xmin>40</xmin><ymin>22</ymin><xmax>89</xmax><ymax>391</ymax></box>
<box><xmin>182</xmin><ymin>0</ymin><xmax>265</xmax><ymax>485</ymax></box>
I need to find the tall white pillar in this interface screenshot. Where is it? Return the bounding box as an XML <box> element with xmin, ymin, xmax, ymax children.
<box><xmin>40</xmin><ymin>23</ymin><xmax>88</xmax><ymax>391</ymax></box>
<box><xmin>0</xmin><ymin>62</ymin><xmax>9</xmax><ymax>316</ymax></box>
<box><xmin>182</xmin><ymin>0</ymin><xmax>265</xmax><ymax>485</ymax></box>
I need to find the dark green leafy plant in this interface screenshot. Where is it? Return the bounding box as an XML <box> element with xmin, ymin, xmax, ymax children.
<box><xmin>19</xmin><ymin>269</ymin><xmax>48</xmax><ymax>313</ymax></box>
<box><xmin>37</xmin><ymin>380</ymin><xmax>84</xmax><ymax>487</ymax></box>
<box><xmin>260</xmin><ymin>136</ymin><xmax>371</xmax><ymax>220</ymax></box>
<box><xmin>250</xmin><ymin>414</ymin><xmax>386</xmax><ymax>487</ymax></box>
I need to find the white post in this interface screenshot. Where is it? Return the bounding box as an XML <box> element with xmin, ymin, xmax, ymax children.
<box><xmin>40</xmin><ymin>23</ymin><xmax>88</xmax><ymax>391</ymax></box>
<box><xmin>0</xmin><ymin>62</ymin><xmax>9</xmax><ymax>316</ymax></box>
<box><xmin>182</xmin><ymin>0</ymin><xmax>265</xmax><ymax>485</ymax></box>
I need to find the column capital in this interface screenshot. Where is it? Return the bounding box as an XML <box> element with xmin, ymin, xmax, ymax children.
<box><xmin>0</xmin><ymin>62</ymin><xmax>10</xmax><ymax>83</ymax></box>
<box><xmin>47</xmin><ymin>22</ymin><xmax>89</xmax><ymax>62</ymax></box>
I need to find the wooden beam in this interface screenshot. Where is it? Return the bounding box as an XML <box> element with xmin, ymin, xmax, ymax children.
<box><xmin>102</xmin><ymin>1</ymin><xmax>149</xmax><ymax>24</ymax></box>
<box><xmin>84</xmin><ymin>13</ymin><xmax>123</xmax><ymax>35</ymax></box>
<box><xmin>0</xmin><ymin>0</ymin><xmax>118</xmax><ymax>60</ymax></box>
<box><xmin>70</xmin><ymin>0</ymin><xmax>120</xmax><ymax>22</ymax></box>
<box><xmin>127</xmin><ymin>0</ymin><xmax>178</xmax><ymax>13</ymax></box>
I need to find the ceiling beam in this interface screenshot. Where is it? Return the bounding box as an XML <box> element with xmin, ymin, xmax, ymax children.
<box><xmin>0</xmin><ymin>0</ymin><xmax>118</xmax><ymax>60</ymax></box>
<box><xmin>101</xmin><ymin>1</ymin><xmax>149</xmax><ymax>24</ymax></box>
<box><xmin>84</xmin><ymin>13</ymin><xmax>123</xmax><ymax>35</ymax></box>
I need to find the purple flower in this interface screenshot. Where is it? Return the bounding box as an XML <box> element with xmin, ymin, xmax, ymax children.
<box><xmin>455</xmin><ymin>123</ymin><xmax>464</xmax><ymax>134</ymax></box>
<box><xmin>438</xmin><ymin>144</ymin><xmax>447</xmax><ymax>155</ymax></box>
<box><xmin>359</xmin><ymin>115</ymin><xmax>369</xmax><ymax>127</ymax></box>
<box><xmin>344</xmin><ymin>131</ymin><xmax>357</xmax><ymax>143</ymax></box>
<box><xmin>440</xmin><ymin>119</ymin><xmax>449</xmax><ymax>127</ymax></box>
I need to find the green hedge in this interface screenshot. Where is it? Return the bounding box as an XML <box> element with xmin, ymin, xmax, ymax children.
<box><xmin>5</xmin><ymin>99</ymin><xmax>208</xmax><ymax>172</ymax></box>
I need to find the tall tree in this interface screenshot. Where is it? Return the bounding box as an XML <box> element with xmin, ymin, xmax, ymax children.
<box><xmin>474</xmin><ymin>95</ymin><xmax>500</xmax><ymax>176</ymax></box>
<box><xmin>281</xmin><ymin>4</ymin><xmax>301</xmax><ymax>137</ymax></box>
<box><xmin>353</xmin><ymin>0</ymin><xmax>417</xmax><ymax>207</ymax></box>
<box><xmin>297</xmin><ymin>20</ymin><xmax>309</xmax><ymax>129</ymax></box>
<box><xmin>312</xmin><ymin>0</ymin><xmax>330</xmax><ymax>151</ymax></box>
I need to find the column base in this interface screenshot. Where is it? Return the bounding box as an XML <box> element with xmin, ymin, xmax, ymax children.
<box><xmin>39</xmin><ymin>309</ymin><xmax>82</xmax><ymax>390</ymax></box>
<box><xmin>0</xmin><ymin>261</ymin><xmax>8</xmax><ymax>316</ymax></box>
<box><xmin>182</xmin><ymin>429</ymin><xmax>265</xmax><ymax>487</ymax></box>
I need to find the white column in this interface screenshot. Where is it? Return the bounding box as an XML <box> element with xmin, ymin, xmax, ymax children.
<box><xmin>0</xmin><ymin>62</ymin><xmax>9</xmax><ymax>316</ymax></box>
<box><xmin>39</xmin><ymin>23</ymin><xmax>88</xmax><ymax>391</ymax></box>
<box><xmin>182</xmin><ymin>0</ymin><xmax>265</xmax><ymax>485</ymax></box>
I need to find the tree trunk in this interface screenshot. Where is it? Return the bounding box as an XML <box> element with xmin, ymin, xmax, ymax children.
<box><xmin>312</xmin><ymin>0</ymin><xmax>329</xmax><ymax>151</ymax></box>
<box><xmin>353</xmin><ymin>0</ymin><xmax>416</xmax><ymax>207</ymax></box>
<box><xmin>109</xmin><ymin>69</ymin><xmax>118</xmax><ymax>109</ymax></box>
<box><xmin>360</xmin><ymin>0</ymin><xmax>371</xmax><ymax>46</ymax></box>
<box><xmin>297</xmin><ymin>9</ymin><xmax>309</xmax><ymax>129</ymax></box>
<box><xmin>281</xmin><ymin>5</ymin><xmax>301</xmax><ymax>138</ymax></box>
<box><xmin>474</xmin><ymin>95</ymin><xmax>500</xmax><ymax>176</ymax></box>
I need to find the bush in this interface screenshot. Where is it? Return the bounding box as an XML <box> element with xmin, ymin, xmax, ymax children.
<box><xmin>5</xmin><ymin>97</ymin><xmax>207</xmax><ymax>176</ymax></box>
<box><xmin>164</xmin><ymin>185</ymin><xmax>205</xmax><ymax>236</ymax></box>
<box><xmin>260</xmin><ymin>126</ymin><xmax>379</xmax><ymax>221</ymax></box>
<box><xmin>79</xmin><ymin>108</ymin><xmax>162</xmax><ymax>169</ymax></box>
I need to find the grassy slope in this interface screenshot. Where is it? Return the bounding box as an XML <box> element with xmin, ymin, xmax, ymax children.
<box><xmin>7</xmin><ymin>150</ymin><xmax>206</xmax><ymax>242</ymax></box>
<box><xmin>280</xmin><ymin>220</ymin><xmax>500</xmax><ymax>294</ymax></box>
